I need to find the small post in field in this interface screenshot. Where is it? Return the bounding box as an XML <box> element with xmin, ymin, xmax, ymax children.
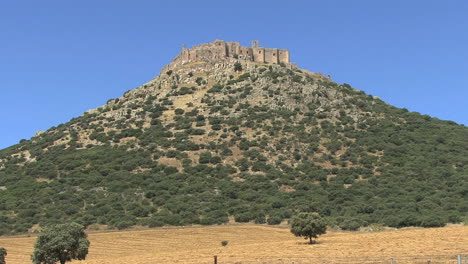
<box><xmin>214</xmin><ymin>255</ymin><xmax>218</xmax><ymax>264</ymax></box>
<box><xmin>390</xmin><ymin>257</ymin><xmax>394</xmax><ymax>264</ymax></box>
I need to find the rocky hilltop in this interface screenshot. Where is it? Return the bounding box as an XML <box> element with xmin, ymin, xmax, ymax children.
<box><xmin>0</xmin><ymin>40</ymin><xmax>466</xmax><ymax>234</ymax></box>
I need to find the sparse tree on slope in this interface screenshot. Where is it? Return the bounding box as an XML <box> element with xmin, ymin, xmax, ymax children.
<box><xmin>290</xmin><ymin>212</ymin><xmax>327</xmax><ymax>244</ymax></box>
<box><xmin>31</xmin><ymin>223</ymin><xmax>89</xmax><ymax>264</ymax></box>
<box><xmin>234</xmin><ymin>62</ymin><xmax>242</xmax><ymax>72</ymax></box>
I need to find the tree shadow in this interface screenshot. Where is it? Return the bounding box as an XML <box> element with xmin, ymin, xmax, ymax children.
<box><xmin>295</xmin><ymin>240</ymin><xmax>321</xmax><ymax>245</ymax></box>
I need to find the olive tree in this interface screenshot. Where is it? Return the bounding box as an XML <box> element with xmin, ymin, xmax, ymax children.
<box><xmin>31</xmin><ymin>223</ymin><xmax>90</xmax><ymax>264</ymax></box>
<box><xmin>290</xmin><ymin>212</ymin><xmax>327</xmax><ymax>244</ymax></box>
<box><xmin>0</xmin><ymin>248</ymin><xmax>6</xmax><ymax>264</ymax></box>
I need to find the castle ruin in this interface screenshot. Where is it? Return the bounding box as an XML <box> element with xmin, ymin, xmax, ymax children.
<box><xmin>165</xmin><ymin>40</ymin><xmax>290</xmax><ymax>71</ymax></box>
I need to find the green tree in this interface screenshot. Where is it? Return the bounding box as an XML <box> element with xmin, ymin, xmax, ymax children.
<box><xmin>0</xmin><ymin>248</ymin><xmax>6</xmax><ymax>264</ymax></box>
<box><xmin>290</xmin><ymin>212</ymin><xmax>327</xmax><ymax>244</ymax></box>
<box><xmin>234</xmin><ymin>62</ymin><xmax>242</xmax><ymax>72</ymax></box>
<box><xmin>31</xmin><ymin>223</ymin><xmax>90</xmax><ymax>264</ymax></box>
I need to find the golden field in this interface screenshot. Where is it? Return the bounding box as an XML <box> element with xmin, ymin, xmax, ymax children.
<box><xmin>1</xmin><ymin>224</ymin><xmax>467</xmax><ymax>264</ymax></box>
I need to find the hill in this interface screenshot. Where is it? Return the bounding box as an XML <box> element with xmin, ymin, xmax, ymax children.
<box><xmin>0</xmin><ymin>40</ymin><xmax>467</xmax><ymax>234</ymax></box>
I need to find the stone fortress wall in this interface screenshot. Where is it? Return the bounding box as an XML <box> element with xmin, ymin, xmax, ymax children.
<box><xmin>164</xmin><ymin>40</ymin><xmax>290</xmax><ymax>72</ymax></box>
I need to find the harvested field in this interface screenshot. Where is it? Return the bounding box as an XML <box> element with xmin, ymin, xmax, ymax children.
<box><xmin>1</xmin><ymin>224</ymin><xmax>467</xmax><ymax>264</ymax></box>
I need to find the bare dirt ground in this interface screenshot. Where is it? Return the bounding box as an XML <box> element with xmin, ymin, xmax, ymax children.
<box><xmin>1</xmin><ymin>224</ymin><xmax>467</xmax><ymax>264</ymax></box>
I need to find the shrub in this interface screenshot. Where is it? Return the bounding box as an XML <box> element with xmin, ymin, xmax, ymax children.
<box><xmin>114</xmin><ymin>220</ymin><xmax>134</xmax><ymax>230</ymax></box>
<box><xmin>208</xmin><ymin>84</ymin><xmax>224</xmax><ymax>93</ymax></box>
<box><xmin>420</xmin><ymin>215</ymin><xmax>446</xmax><ymax>228</ymax></box>
<box><xmin>339</xmin><ymin>218</ymin><xmax>362</xmax><ymax>231</ymax></box>
<box><xmin>267</xmin><ymin>215</ymin><xmax>283</xmax><ymax>225</ymax></box>
<box><xmin>166</xmin><ymin>150</ymin><xmax>178</xmax><ymax>158</ymax></box>
<box><xmin>234</xmin><ymin>213</ymin><xmax>254</xmax><ymax>223</ymax></box>
<box><xmin>254</xmin><ymin>216</ymin><xmax>266</xmax><ymax>224</ymax></box>
<box><xmin>174</xmin><ymin>108</ymin><xmax>185</xmax><ymax>115</ymax></box>
<box><xmin>234</xmin><ymin>62</ymin><xmax>242</xmax><ymax>72</ymax></box>
<box><xmin>197</xmin><ymin>152</ymin><xmax>220</xmax><ymax>164</ymax></box>
<box><xmin>211</xmin><ymin>124</ymin><xmax>222</xmax><ymax>130</ymax></box>
<box><xmin>221</xmin><ymin>240</ymin><xmax>229</xmax><ymax>246</ymax></box>
<box><xmin>292</xmin><ymin>75</ymin><xmax>302</xmax><ymax>82</ymax></box>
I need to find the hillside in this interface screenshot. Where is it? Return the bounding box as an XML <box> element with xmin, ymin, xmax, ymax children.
<box><xmin>0</xmin><ymin>40</ymin><xmax>467</xmax><ymax>235</ymax></box>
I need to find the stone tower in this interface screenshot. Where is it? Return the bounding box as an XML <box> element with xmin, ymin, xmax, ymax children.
<box><xmin>251</xmin><ymin>40</ymin><xmax>259</xmax><ymax>48</ymax></box>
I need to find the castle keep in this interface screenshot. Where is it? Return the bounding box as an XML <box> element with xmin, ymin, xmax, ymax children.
<box><xmin>168</xmin><ymin>40</ymin><xmax>290</xmax><ymax>68</ymax></box>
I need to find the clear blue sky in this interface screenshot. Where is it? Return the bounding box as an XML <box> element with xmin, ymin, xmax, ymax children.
<box><xmin>1</xmin><ymin>0</ymin><xmax>467</xmax><ymax>149</ymax></box>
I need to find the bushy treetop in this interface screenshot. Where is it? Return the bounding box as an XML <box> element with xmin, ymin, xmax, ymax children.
<box><xmin>290</xmin><ymin>212</ymin><xmax>327</xmax><ymax>244</ymax></box>
<box><xmin>32</xmin><ymin>222</ymin><xmax>90</xmax><ymax>264</ymax></box>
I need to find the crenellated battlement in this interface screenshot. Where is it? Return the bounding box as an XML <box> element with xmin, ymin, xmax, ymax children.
<box><xmin>163</xmin><ymin>40</ymin><xmax>290</xmax><ymax>73</ymax></box>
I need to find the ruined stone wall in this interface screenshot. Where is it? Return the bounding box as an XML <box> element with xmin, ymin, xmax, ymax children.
<box><xmin>239</xmin><ymin>46</ymin><xmax>253</xmax><ymax>61</ymax></box>
<box><xmin>189</xmin><ymin>40</ymin><xmax>227</xmax><ymax>61</ymax></box>
<box><xmin>278</xmin><ymin>49</ymin><xmax>290</xmax><ymax>64</ymax></box>
<box><xmin>264</xmin><ymin>48</ymin><xmax>279</xmax><ymax>64</ymax></box>
<box><xmin>162</xmin><ymin>40</ymin><xmax>290</xmax><ymax>74</ymax></box>
<box><xmin>226</xmin><ymin>42</ymin><xmax>241</xmax><ymax>57</ymax></box>
<box><xmin>252</xmin><ymin>47</ymin><xmax>265</xmax><ymax>63</ymax></box>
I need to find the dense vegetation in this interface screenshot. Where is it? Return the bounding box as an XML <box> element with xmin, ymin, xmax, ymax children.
<box><xmin>0</xmin><ymin>61</ymin><xmax>467</xmax><ymax>235</ymax></box>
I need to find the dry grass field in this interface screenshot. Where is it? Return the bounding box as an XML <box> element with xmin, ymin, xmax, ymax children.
<box><xmin>1</xmin><ymin>224</ymin><xmax>467</xmax><ymax>264</ymax></box>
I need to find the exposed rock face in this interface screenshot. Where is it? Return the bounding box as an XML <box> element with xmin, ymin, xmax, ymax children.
<box><xmin>162</xmin><ymin>40</ymin><xmax>290</xmax><ymax>73</ymax></box>
<box><xmin>34</xmin><ymin>130</ymin><xmax>45</xmax><ymax>137</ymax></box>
